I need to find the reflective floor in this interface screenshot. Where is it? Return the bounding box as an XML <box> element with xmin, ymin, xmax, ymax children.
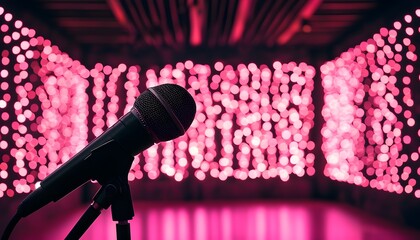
<box><xmin>6</xmin><ymin>201</ymin><xmax>420</xmax><ymax>240</ymax></box>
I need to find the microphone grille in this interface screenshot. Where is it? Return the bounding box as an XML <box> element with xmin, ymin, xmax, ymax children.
<box><xmin>134</xmin><ymin>84</ymin><xmax>196</xmax><ymax>142</ymax></box>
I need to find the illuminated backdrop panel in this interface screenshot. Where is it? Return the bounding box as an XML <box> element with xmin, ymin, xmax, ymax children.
<box><xmin>0</xmin><ymin>7</ymin><xmax>90</xmax><ymax>198</ymax></box>
<box><xmin>140</xmin><ymin>61</ymin><xmax>316</xmax><ymax>182</ymax></box>
<box><xmin>1</xmin><ymin>4</ymin><xmax>418</xmax><ymax>200</ymax></box>
<box><xmin>320</xmin><ymin>9</ymin><xmax>420</xmax><ymax>198</ymax></box>
<box><xmin>0</xmin><ymin>6</ymin><xmax>316</xmax><ymax>198</ymax></box>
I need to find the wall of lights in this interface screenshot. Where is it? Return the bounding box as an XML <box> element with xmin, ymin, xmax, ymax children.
<box><xmin>1</xmin><ymin>4</ymin><xmax>418</xmax><ymax>200</ymax></box>
<box><xmin>0</xmin><ymin>7</ymin><xmax>90</xmax><ymax>198</ymax></box>
<box><xmin>59</xmin><ymin>60</ymin><xmax>317</xmax><ymax>183</ymax></box>
<box><xmin>321</xmin><ymin>9</ymin><xmax>420</xmax><ymax>198</ymax></box>
<box><xmin>0</xmin><ymin>5</ymin><xmax>316</xmax><ymax>198</ymax></box>
<box><xmin>139</xmin><ymin>61</ymin><xmax>316</xmax><ymax>182</ymax></box>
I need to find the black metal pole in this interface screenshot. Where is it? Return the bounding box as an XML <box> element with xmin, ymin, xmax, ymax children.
<box><xmin>116</xmin><ymin>221</ymin><xmax>131</xmax><ymax>240</ymax></box>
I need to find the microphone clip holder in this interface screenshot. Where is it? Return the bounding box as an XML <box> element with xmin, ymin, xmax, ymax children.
<box><xmin>65</xmin><ymin>140</ymin><xmax>135</xmax><ymax>240</ymax></box>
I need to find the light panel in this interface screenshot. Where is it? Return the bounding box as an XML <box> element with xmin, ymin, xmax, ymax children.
<box><xmin>0</xmin><ymin>5</ymin><xmax>316</xmax><ymax>198</ymax></box>
<box><xmin>142</xmin><ymin>61</ymin><xmax>316</xmax><ymax>181</ymax></box>
<box><xmin>320</xmin><ymin>8</ymin><xmax>420</xmax><ymax>198</ymax></box>
<box><xmin>0</xmin><ymin>7</ymin><xmax>89</xmax><ymax>198</ymax></box>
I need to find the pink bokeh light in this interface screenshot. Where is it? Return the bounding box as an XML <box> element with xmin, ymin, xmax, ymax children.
<box><xmin>320</xmin><ymin>9</ymin><xmax>419</xmax><ymax>198</ymax></box>
<box><xmin>0</xmin><ymin>5</ymin><xmax>316</xmax><ymax>198</ymax></box>
<box><xmin>144</xmin><ymin>61</ymin><xmax>316</xmax><ymax>182</ymax></box>
<box><xmin>0</xmin><ymin>8</ymin><xmax>89</xmax><ymax>198</ymax></box>
<box><xmin>81</xmin><ymin>60</ymin><xmax>316</xmax><ymax>183</ymax></box>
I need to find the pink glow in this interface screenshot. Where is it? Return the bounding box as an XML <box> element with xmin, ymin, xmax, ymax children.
<box><xmin>277</xmin><ymin>0</ymin><xmax>322</xmax><ymax>44</ymax></box>
<box><xmin>10</xmin><ymin>201</ymin><xmax>418</xmax><ymax>240</ymax></box>
<box><xmin>229</xmin><ymin>0</ymin><xmax>251</xmax><ymax>44</ymax></box>
<box><xmin>0</xmin><ymin>9</ymin><xmax>89</xmax><ymax>197</ymax></box>
<box><xmin>1</xmin><ymin>3</ymin><xmax>418</xmax><ymax>200</ymax></box>
<box><xmin>104</xmin><ymin>59</ymin><xmax>314</xmax><ymax>181</ymax></box>
<box><xmin>189</xmin><ymin>5</ymin><xmax>202</xmax><ymax>46</ymax></box>
<box><xmin>321</xmin><ymin>8</ymin><xmax>420</xmax><ymax>197</ymax></box>
<box><xmin>149</xmin><ymin>60</ymin><xmax>316</xmax><ymax>181</ymax></box>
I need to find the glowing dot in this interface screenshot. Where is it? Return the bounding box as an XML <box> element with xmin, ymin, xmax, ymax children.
<box><xmin>4</xmin><ymin>13</ymin><xmax>12</xmax><ymax>22</ymax></box>
<box><xmin>3</xmin><ymin>35</ymin><xmax>11</xmax><ymax>44</ymax></box>
<box><xmin>281</xmin><ymin>130</ymin><xmax>291</xmax><ymax>140</ymax></box>
<box><xmin>0</xmin><ymin>69</ymin><xmax>8</xmax><ymax>78</ymax></box>
<box><xmin>407</xmin><ymin>118</ymin><xmax>415</xmax><ymax>127</ymax></box>
<box><xmin>366</xmin><ymin>44</ymin><xmax>376</xmax><ymax>53</ymax></box>
<box><xmin>117</xmin><ymin>63</ymin><xmax>127</xmax><ymax>72</ymax></box>
<box><xmin>0</xmin><ymin>100</ymin><xmax>6</xmax><ymax>108</ymax></box>
<box><xmin>185</xmin><ymin>60</ymin><xmax>193</xmax><ymax>69</ymax></box>
<box><xmin>404</xmin><ymin>15</ymin><xmax>412</xmax><ymax>23</ymax></box>
<box><xmin>214</xmin><ymin>61</ymin><xmax>224</xmax><ymax>71</ymax></box>
<box><xmin>411</xmin><ymin>152</ymin><xmax>419</xmax><ymax>161</ymax></box>
<box><xmin>172</xmin><ymin>69</ymin><xmax>183</xmax><ymax>78</ymax></box>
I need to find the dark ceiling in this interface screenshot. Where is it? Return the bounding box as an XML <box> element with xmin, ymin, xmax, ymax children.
<box><xmin>3</xmin><ymin>0</ymin><xmax>419</xmax><ymax>64</ymax></box>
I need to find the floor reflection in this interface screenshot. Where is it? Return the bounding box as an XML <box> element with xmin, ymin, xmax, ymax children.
<box><xmin>10</xmin><ymin>201</ymin><xmax>420</xmax><ymax>240</ymax></box>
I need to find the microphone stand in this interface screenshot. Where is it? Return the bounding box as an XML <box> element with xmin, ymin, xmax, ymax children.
<box><xmin>65</xmin><ymin>140</ymin><xmax>135</xmax><ymax>240</ymax></box>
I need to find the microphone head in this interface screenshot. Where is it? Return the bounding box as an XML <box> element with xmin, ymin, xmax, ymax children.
<box><xmin>134</xmin><ymin>84</ymin><xmax>196</xmax><ymax>142</ymax></box>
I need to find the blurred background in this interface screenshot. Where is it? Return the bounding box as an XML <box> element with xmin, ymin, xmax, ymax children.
<box><xmin>0</xmin><ymin>0</ymin><xmax>419</xmax><ymax>239</ymax></box>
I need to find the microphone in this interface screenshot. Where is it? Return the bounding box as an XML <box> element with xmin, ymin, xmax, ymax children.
<box><xmin>16</xmin><ymin>83</ymin><xmax>196</xmax><ymax>218</ymax></box>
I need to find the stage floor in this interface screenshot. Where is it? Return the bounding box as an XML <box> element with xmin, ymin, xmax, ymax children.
<box><xmin>4</xmin><ymin>200</ymin><xmax>420</xmax><ymax>240</ymax></box>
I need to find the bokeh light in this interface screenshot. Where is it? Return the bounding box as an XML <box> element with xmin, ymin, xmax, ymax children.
<box><xmin>144</xmin><ymin>61</ymin><xmax>316</xmax><ymax>181</ymax></box>
<box><xmin>0</xmin><ymin>8</ymin><xmax>89</xmax><ymax>198</ymax></box>
<box><xmin>0</xmin><ymin>6</ymin><xmax>316</xmax><ymax>198</ymax></box>
<box><xmin>320</xmin><ymin>9</ymin><xmax>419</xmax><ymax>198</ymax></box>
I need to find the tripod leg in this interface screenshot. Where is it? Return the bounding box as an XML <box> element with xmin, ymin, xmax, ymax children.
<box><xmin>65</xmin><ymin>204</ymin><xmax>101</xmax><ymax>240</ymax></box>
<box><xmin>65</xmin><ymin>184</ymin><xmax>118</xmax><ymax>239</ymax></box>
